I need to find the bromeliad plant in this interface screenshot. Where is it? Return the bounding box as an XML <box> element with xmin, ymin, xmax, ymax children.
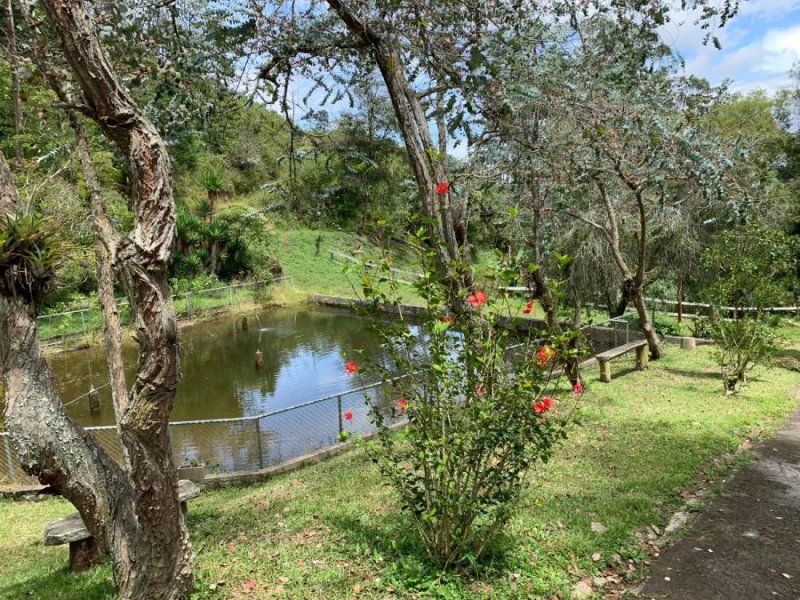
<box><xmin>348</xmin><ymin>232</ymin><xmax>581</xmax><ymax>569</ymax></box>
<box><xmin>0</xmin><ymin>212</ymin><xmax>61</xmax><ymax>307</ymax></box>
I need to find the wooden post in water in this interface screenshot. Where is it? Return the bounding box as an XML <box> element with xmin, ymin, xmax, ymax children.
<box><xmin>88</xmin><ymin>387</ymin><xmax>100</xmax><ymax>412</ymax></box>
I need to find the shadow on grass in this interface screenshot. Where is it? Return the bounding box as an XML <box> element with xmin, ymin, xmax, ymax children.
<box><xmin>323</xmin><ymin>510</ymin><xmax>516</xmax><ymax>592</ymax></box>
<box><xmin>0</xmin><ymin>561</ymin><xmax>115</xmax><ymax>600</ymax></box>
<box><xmin>663</xmin><ymin>366</ymin><xmax>721</xmax><ymax>381</ymax></box>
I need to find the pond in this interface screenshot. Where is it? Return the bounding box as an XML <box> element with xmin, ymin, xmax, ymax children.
<box><xmin>47</xmin><ymin>306</ymin><xmax>389</xmax><ymax>425</ymax></box>
<box><xmin>0</xmin><ymin>307</ymin><xmax>403</xmax><ymax>481</ymax></box>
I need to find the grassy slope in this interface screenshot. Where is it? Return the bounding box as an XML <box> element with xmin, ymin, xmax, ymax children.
<box><xmin>2</xmin><ymin>338</ymin><xmax>799</xmax><ymax>599</ymax></box>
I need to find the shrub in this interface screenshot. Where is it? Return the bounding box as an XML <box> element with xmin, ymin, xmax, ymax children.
<box><xmin>349</xmin><ymin>238</ymin><xmax>580</xmax><ymax>569</ymax></box>
<box><xmin>706</xmin><ymin>314</ymin><xmax>782</xmax><ymax>394</ymax></box>
<box><xmin>700</xmin><ymin>226</ymin><xmax>794</xmax><ymax>393</ymax></box>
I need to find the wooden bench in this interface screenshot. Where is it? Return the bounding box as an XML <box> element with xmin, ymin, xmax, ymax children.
<box><xmin>43</xmin><ymin>479</ymin><xmax>201</xmax><ymax>572</ymax></box>
<box><xmin>596</xmin><ymin>340</ymin><xmax>649</xmax><ymax>383</ymax></box>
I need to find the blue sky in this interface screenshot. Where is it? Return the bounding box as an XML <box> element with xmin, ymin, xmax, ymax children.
<box><xmin>661</xmin><ymin>0</ymin><xmax>800</xmax><ymax>93</ymax></box>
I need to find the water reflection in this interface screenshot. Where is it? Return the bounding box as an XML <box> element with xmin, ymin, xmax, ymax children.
<box><xmin>43</xmin><ymin>306</ymin><xmax>388</xmax><ymax>425</ymax></box>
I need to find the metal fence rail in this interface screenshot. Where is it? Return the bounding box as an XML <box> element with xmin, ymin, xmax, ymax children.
<box><xmin>36</xmin><ymin>278</ymin><xmax>292</xmax><ymax>350</ymax></box>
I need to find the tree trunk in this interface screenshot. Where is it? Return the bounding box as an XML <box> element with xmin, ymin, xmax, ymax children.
<box><xmin>3</xmin><ymin>2</ymin><xmax>194</xmax><ymax>597</ymax></box>
<box><xmin>17</xmin><ymin>0</ymin><xmax>128</xmax><ymax>421</ymax></box>
<box><xmin>610</xmin><ymin>279</ymin><xmax>634</xmax><ymax>318</ymax></box>
<box><xmin>5</xmin><ymin>0</ymin><xmax>23</xmax><ymax>158</ymax></box>
<box><xmin>0</xmin><ymin>150</ymin><xmax>134</xmax><ymax>551</ymax></box>
<box><xmin>632</xmin><ymin>286</ymin><xmax>662</xmax><ymax>359</ymax></box>
<box><xmin>326</xmin><ymin>0</ymin><xmax>470</xmax><ymax>309</ymax></box>
<box><xmin>528</xmin><ymin>180</ymin><xmax>557</xmax><ymax>328</ymax></box>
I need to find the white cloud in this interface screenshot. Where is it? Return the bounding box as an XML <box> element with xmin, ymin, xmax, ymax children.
<box><xmin>737</xmin><ymin>0</ymin><xmax>800</xmax><ymax>19</ymax></box>
<box><xmin>756</xmin><ymin>25</ymin><xmax>800</xmax><ymax>73</ymax></box>
<box><xmin>676</xmin><ymin>21</ymin><xmax>800</xmax><ymax>93</ymax></box>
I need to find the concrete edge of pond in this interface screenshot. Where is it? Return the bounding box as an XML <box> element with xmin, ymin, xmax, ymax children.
<box><xmin>309</xmin><ymin>294</ymin><xmax>713</xmax><ymax>346</ymax></box>
<box><xmin>309</xmin><ymin>294</ymin><xmax>427</xmax><ymax>316</ymax></box>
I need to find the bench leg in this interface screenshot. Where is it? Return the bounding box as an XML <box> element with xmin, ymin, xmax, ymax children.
<box><xmin>599</xmin><ymin>360</ymin><xmax>611</xmax><ymax>383</ymax></box>
<box><xmin>636</xmin><ymin>345</ymin><xmax>649</xmax><ymax>370</ymax></box>
<box><xmin>69</xmin><ymin>538</ymin><xmax>101</xmax><ymax>572</ymax></box>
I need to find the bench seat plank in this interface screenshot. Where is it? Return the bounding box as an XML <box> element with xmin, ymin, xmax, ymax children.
<box><xmin>43</xmin><ymin>512</ymin><xmax>90</xmax><ymax>546</ymax></box>
<box><xmin>44</xmin><ymin>480</ymin><xmax>201</xmax><ymax>547</ymax></box>
<box><xmin>596</xmin><ymin>339</ymin><xmax>647</xmax><ymax>362</ymax></box>
<box><xmin>596</xmin><ymin>340</ymin><xmax>649</xmax><ymax>383</ymax></box>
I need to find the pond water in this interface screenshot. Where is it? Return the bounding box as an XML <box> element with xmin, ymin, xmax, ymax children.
<box><xmin>45</xmin><ymin>306</ymin><xmax>388</xmax><ymax>426</ymax></box>
<box><xmin>0</xmin><ymin>307</ymin><xmax>402</xmax><ymax>481</ymax></box>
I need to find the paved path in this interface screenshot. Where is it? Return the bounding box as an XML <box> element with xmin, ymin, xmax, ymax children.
<box><xmin>642</xmin><ymin>409</ymin><xmax>800</xmax><ymax>599</ymax></box>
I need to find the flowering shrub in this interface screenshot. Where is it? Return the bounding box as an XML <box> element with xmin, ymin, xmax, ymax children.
<box><xmin>352</xmin><ymin>236</ymin><xmax>580</xmax><ymax>569</ymax></box>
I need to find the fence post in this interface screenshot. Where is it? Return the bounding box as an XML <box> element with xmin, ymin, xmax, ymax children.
<box><xmin>80</xmin><ymin>310</ymin><xmax>87</xmax><ymax>337</ymax></box>
<box><xmin>186</xmin><ymin>293</ymin><xmax>192</xmax><ymax>317</ymax></box>
<box><xmin>337</xmin><ymin>395</ymin><xmax>344</xmax><ymax>438</ymax></box>
<box><xmin>626</xmin><ymin>320</ymin><xmax>630</xmax><ymax>344</ymax></box>
<box><xmin>229</xmin><ymin>285</ymin><xmax>234</xmax><ymax>309</ymax></box>
<box><xmin>255</xmin><ymin>418</ymin><xmax>264</xmax><ymax>470</ymax></box>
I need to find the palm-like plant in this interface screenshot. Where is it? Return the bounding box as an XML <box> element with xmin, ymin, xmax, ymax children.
<box><xmin>0</xmin><ymin>212</ymin><xmax>61</xmax><ymax>306</ymax></box>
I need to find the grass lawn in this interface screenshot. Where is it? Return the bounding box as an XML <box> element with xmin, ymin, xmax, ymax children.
<box><xmin>2</xmin><ymin>339</ymin><xmax>799</xmax><ymax>599</ymax></box>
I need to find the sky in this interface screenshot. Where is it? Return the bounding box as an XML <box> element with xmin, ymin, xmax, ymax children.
<box><xmin>661</xmin><ymin>0</ymin><xmax>800</xmax><ymax>93</ymax></box>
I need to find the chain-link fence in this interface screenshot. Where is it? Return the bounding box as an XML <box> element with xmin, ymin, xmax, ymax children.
<box><xmin>0</xmin><ymin>375</ymin><xmax>408</xmax><ymax>486</ymax></box>
<box><xmin>580</xmin><ymin>316</ymin><xmax>646</xmax><ymax>355</ymax></box>
<box><xmin>37</xmin><ymin>279</ymin><xmax>290</xmax><ymax>351</ymax></box>
<box><xmin>1</xmin><ymin>314</ymin><xmax>653</xmax><ymax>487</ymax></box>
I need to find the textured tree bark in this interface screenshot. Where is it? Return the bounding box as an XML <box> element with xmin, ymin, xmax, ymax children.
<box><xmin>5</xmin><ymin>0</ymin><xmax>23</xmax><ymax>158</ymax></box>
<box><xmin>0</xmin><ymin>1</ymin><xmax>193</xmax><ymax>597</ymax></box>
<box><xmin>0</xmin><ymin>148</ymin><xmax>134</xmax><ymax>567</ymax></box>
<box><xmin>16</xmin><ymin>0</ymin><xmax>128</xmax><ymax>422</ymax></box>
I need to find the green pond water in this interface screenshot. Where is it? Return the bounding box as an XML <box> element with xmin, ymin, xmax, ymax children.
<box><xmin>1</xmin><ymin>307</ymin><xmax>399</xmax><ymax>478</ymax></box>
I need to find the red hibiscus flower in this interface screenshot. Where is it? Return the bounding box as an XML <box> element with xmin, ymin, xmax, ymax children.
<box><xmin>523</xmin><ymin>298</ymin><xmax>535</xmax><ymax>315</ymax></box>
<box><xmin>435</xmin><ymin>181</ymin><xmax>450</xmax><ymax>195</ymax></box>
<box><xmin>533</xmin><ymin>396</ymin><xmax>554</xmax><ymax>414</ymax></box>
<box><xmin>344</xmin><ymin>410</ymin><xmax>353</xmax><ymax>422</ymax></box>
<box><xmin>397</xmin><ymin>397</ymin><xmax>408</xmax><ymax>413</ymax></box>
<box><xmin>440</xmin><ymin>315</ymin><xmax>455</xmax><ymax>324</ymax></box>
<box><xmin>467</xmin><ymin>290</ymin><xmax>488</xmax><ymax>309</ymax></box>
<box><xmin>573</xmin><ymin>381</ymin><xmax>584</xmax><ymax>394</ymax></box>
<box><xmin>344</xmin><ymin>360</ymin><xmax>358</xmax><ymax>374</ymax></box>
<box><xmin>537</xmin><ymin>345</ymin><xmax>555</xmax><ymax>366</ymax></box>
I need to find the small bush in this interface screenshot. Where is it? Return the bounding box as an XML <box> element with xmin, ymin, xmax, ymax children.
<box><xmin>707</xmin><ymin>314</ymin><xmax>782</xmax><ymax>394</ymax></box>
